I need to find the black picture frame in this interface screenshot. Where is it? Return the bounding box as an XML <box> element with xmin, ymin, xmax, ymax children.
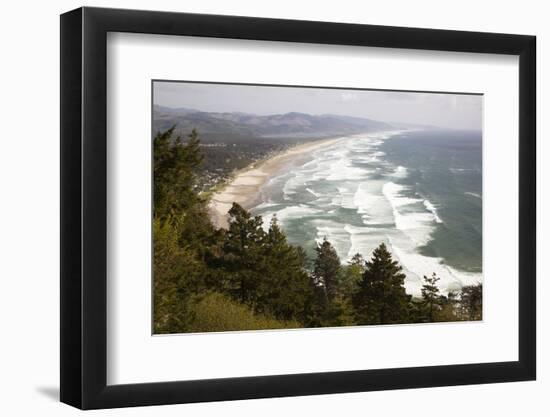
<box><xmin>60</xmin><ymin>6</ymin><xmax>536</xmax><ymax>410</ymax></box>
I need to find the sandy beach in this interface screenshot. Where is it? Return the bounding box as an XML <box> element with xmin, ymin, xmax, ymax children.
<box><xmin>208</xmin><ymin>136</ymin><xmax>348</xmax><ymax>228</ymax></box>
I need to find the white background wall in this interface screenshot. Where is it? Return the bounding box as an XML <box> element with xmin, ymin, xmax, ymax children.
<box><xmin>0</xmin><ymin>0</ymin><xmax>545</xmax><ymax>415</ymax></box>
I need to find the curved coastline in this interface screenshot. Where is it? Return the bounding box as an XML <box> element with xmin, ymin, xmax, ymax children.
<box><xmin>207</xmin><ymin>135</ymin><xmax>349</xmax><ymax>229</ymax></box>
<box><xmin>207</xmin><ymin>129</ymin><xmax>482</xmax><ymax>297</ymax></box>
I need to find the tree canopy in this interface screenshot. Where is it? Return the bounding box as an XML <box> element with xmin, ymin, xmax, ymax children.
<box><xmin>352</xmin><ymin>243</ymin><xmax>410</xmax><ymax>325</ymax></box>
<box><xmin>152</xmin><ymin>127</ymin><xmax>483</xmax><ymax>333</ymax></box>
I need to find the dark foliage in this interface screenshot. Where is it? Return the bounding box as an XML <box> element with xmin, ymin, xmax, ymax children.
<box><xmin>352</xmin><ymin>243</ymin><xmax>411</xmax><ymax>325</ymax></box>
<box><xmin>459</xmin><ymin>283</ymin><xmax>483</xmax><ymax>320</ymax></box>
<box><xmin>152</xmin><ymin>128</ymin><xmax>483</xmax><ymax>333</ymax></box>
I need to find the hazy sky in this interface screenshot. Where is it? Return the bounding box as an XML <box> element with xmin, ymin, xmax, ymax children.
<box><xmin>154</xmin><ymin>81</ymin><xmax>482</xmax><ymax>130</ymax></box>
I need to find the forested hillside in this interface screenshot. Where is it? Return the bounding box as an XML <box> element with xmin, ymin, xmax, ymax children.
<box><xmin>153</xmin><ymin>106</ymin><xmax>395</xmax><ymax>191</ymax></box>
<box><xmin>153</xmin><ymin>127</ymin><xmax>482</xmax><ymax>334</ymax></box>
<box><xmin>153</xmin><ymin>105</ymin><xmax>393</xmax><ymax>137</ymax></box>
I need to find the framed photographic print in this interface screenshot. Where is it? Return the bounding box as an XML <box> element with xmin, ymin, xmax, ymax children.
<box><xmin>60</xmin><ymin>7</ymin><xmax>536</xmax><ymax>409</ymax></box>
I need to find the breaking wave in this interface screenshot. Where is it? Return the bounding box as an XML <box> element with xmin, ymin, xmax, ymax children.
<box><xmin>251</xmin><ymin>130</ymin><xmax>482</xmax><ymax>296</ymax></box>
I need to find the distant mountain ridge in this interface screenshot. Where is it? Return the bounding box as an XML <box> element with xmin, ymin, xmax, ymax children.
<box><xmin>153</xmin><ymin>105</ymin><xmax>395</xmax><ymax>138</ymax></box>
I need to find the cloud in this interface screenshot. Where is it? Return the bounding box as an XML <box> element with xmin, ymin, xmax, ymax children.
<box><xmin>341</xmin><ymin>92</ymin><xmax>358</xmax><ymax>102</ymax></box>
<box><xmin>383</xmin><ymin>91</ymin><xmax>427</xmax><ymax>101</ymax></box>
<box><xmin>153</xmin><ymin>81</ymin><xmax>482</xmax><ymax>130</ymax></box>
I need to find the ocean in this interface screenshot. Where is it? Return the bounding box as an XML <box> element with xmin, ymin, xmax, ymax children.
<box><xmin>250</xmin><ymin>129</ymin><xmax>483</xmax><ymax>296</ymax></box>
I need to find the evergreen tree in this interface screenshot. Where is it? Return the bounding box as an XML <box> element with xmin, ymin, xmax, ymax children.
<box><xmin>350</xmin><ymin>253</ymin><xmax>366</xmax><ymax>267</ymax></box>
<box><xmin>257</xmin><ymin>215</ymin><xmax>314</xmax><ymax>322</ymax></box>
<box><xmin>459</xmin><ymin>283</ymin><xmax>483</xmax><ymax>320</ymax></box>
<box><xmin>153</xmin><ymin>127</ymin><xmax>203</xmax><ymax>219</ymax></box>
<box><xmin>407</xmin><ymin>298</ymin><xmax>426</xmax><ymax>324</ymax></box>
<box><xmin>153</xmin><ymin>217</ymin><xmax>203</xmax><ymax>333</ymax></box>
<box><xmin>421</xmin><ymin>273</ymin><xmax>441</xmax><ymax>322</ymax></box>
<box><xmin>151</xmin><ymin>126</ymin><xmax>477</xmax><ymax>333</ymax></box>
<box><xmin>310</xmin><ymin>238</ymin><xmax>345</xmax><ymax>326</ymax></box>
<box><xmin>436</xmin><ymin>290</ymin><xmax>459</xmax><ymax>322</ymax></box>
<box><xmin>222</xmin><ymin>203</ymin><xmax>267</xmax><ymax>305</ymax></box>
<box><xmin>352</xmin><ymin>243</ymin><xmax>410</xmax><ymax>325</ymax></box>
<box><xmin>152</xmin><ymin>127</ymin><xmax>212</xmax><ymax>333</ymax></box>
<box><xmin>341</xmin><ymin>253</ymin><xmax>365</xmax><ymax>300</ymax></box>
<box><xmin>153</xmin><ymin>127</ymin><xmax>215</xmax><ymax>250</ymax></box>
<box><xmin>313</xmin><ymin>237</ymin><xmax>342</xmax><ymax>301</ymax></box>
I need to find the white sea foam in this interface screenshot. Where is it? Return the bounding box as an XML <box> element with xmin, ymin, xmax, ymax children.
<box><xmin>338</xmin><ymin>185</ymin><xmax>358</xmax><ymax>209</ymax></box>
<box><xmin>326</xmin><ymin>158</ymin><xmax>367</xmax><ymax>181</ymax></box>
<box><xmin>281</xmin><ymin>173</ymin><xmax>308</xmax><ymax>197</ymax></box>
<box><xmin>260</xmin><ymin>204</ymin><xmax>323</xmax><ymax>231</ymax></box>
<box><xmin>391</xmin><ymin>165</ymin><xmax>408</xmax><ymax>178</ymax></box>
<box><xmin>314</xmin><ymin>221</ymin><xmax>352</xmax><ymax>257</ymax></box>
<box><xmin>423</xmin><ymin>199</ymin><xmax>443</xmax><ymax>223</ymax></box>
<box><xmin>342</xmin><ymin>224</ymin><xmax>391</xmax><ymax>261</ymax></box>
<box><xmin>254</xmin><ymin>201</ymin><xmax>279</xmax><ymax>210</ymax></box>
<box><xmin>389</xmin><ymin>241</ymin><xmax>482</xmax><ymax>296</ymax></box>
<box><xmin>275</xmin><ymin>205</ymin><xmax>322</xmax><ymax>223</ymax></box>
<box><xmin>465</xmin><ymin>191</ymin><xmax>482</xmax><ymax>199</ymax></box>
<box><xmin>382</xmin><ymin>182</ymin><xmax>436</xmax><ymax>246</ymax></box>
<box><xmin>306</xmin><ymin>188</ymin><xmax>320</xmax><ymax>198</ymax></box>
<box><xmin>353</xmin><ymin>183</ymin><xmax>370</xmax><ymax>213</ymax></box>
<box><xmin>450</xmin><ymin>168</ymin><xmax>474</xmax><ymax>173</ymax></box>
<box><xmin>353</xmin><ymin>182</ymin><xmax>394</xmax><ymax>225</ymax></box>
<box><xmin>382</xmin><ymin>182</ymin><xmax>422</xmax><ymax>207</ymax></box>
<box><xmin>249</xmin><ymin>129</ymin><xmax>481</xmax><ymax>296</ymax></box>
<box><xmin>299</xmin><ymin>159</ymin><xmax>319</xmax><ymax>170</ymax></box>
<box><xmin>353</xmin><ymin>155</ymin><xmax>380</xmax><ymax>164</ymax></box>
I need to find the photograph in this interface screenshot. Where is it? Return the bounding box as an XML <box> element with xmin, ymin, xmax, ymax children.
<box><xmin>0</xmin><ymin>0</ymin><xmax>542</xmax><ymax>414</ymax></box>
<box><xmin>152</xmin><ymin>81</ymin><xmax>483</xmax><ymax>334</ymax></box>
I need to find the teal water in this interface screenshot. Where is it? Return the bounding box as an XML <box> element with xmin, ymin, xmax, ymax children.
<box><xmin>250</xmin><ymin>130</ymin><xmax>482</xmax><ymax>295</ymax></box>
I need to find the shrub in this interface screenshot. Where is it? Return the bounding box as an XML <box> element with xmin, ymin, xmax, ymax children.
<box><xmin>187</xmin><ymin>292</ymin><xmax>302</xmax><ymax>333</ymax></box>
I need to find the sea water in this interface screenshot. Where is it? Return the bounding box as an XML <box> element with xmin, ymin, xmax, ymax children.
<box><xmin>250</xmin><ymin>129</ymin><xmax>482</xmax><ymax>296</ymax></box>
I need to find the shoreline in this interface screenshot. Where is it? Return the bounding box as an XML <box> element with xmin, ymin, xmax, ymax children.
<box><xmin>208</xmin><ymin>135</ymin><xmax>349</xmax><ymax>229</ymax></box>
